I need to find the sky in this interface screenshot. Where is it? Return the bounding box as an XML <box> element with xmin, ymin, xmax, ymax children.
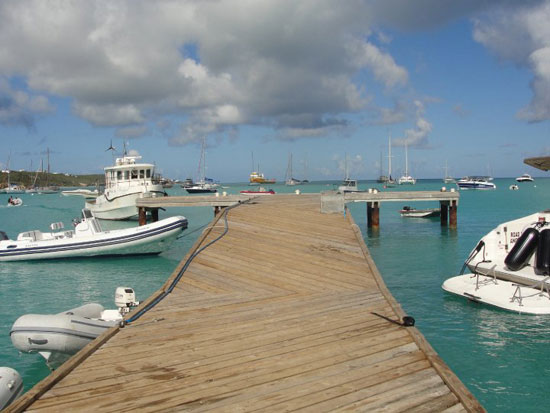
<box><xmin>1</xmin><ymin>0</ymin><xmax>550</xmax><ymax>183</ymax></box>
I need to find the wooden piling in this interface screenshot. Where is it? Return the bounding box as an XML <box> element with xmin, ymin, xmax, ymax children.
<box><xmin>138</xmin><ymin>207</ymin><xmax>147</xmax><ymax>226</ymax></box>
<box><xmin>449</xmin><ymin>200</ymin><xmax>457</xmax><ymax>228</ymax></box>
<box><xmin>440</xmin><ymin>202</ymin><xmax>448</xmax><ymax>227</ymax></box>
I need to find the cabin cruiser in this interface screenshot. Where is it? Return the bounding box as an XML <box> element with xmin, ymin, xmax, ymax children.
<box><xmin>442</xmin><ymin>156</ymin><xmax>550</xmax><ymax>314</ymax></box>
<box><xmin>185</xmin><ymin>178</ymin><xmax>218</xmax><ymax>194</ymax></box>
<box><xmin>0</xmin><ymin>367</ymin><xmax>22</xmax><ymax>410</ymax></box>
<box><xmin>11</xmin><ymin>287</ymin><xmax>139</xmax><ymax>369</ymax></box>
<box><xmin>85</xmin><ymin>154</ymin><xmax>165</xmax><ymax>220</ymax></box>
<box><xmin>516</xmin><ymin>173</ymin><xmax>534</xmax><ymax>182</ymax></box>
<box><xmin>338</xmin><ymin>178</ymin><xmax>361</xmax><ymax>193</ymax></box>
<box><xmin>0</xmin><ymin>209</ymin><xmax>187</xmax><ymax>261</ymax></box>
<box><xmin>456</xmin><ymin>176</ymin><xmax>496</xmax><ymax>190</ymax></box>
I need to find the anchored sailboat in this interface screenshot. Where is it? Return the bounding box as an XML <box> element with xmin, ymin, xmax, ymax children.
<box><xmin>398</xmin><ymin>143</ymin><xmax>416</xmax><ymax>185</ymax></box>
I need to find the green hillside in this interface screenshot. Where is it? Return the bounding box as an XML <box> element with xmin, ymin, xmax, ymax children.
<box><xmin>1</xmin><ymin>170</ymin><xmax>104</xmax><ymax>189</ymax></box>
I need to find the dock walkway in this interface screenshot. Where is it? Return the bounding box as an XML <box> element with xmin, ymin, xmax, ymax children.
<box><xmin>8</xmin><ymin>194</ymin><xmax>482</xmax><ymax>412</ymax></box>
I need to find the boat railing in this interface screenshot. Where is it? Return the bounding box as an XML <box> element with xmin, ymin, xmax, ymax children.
<box><xmin>474</xmin><ymin>264</ymin><xmax>498</xmax><ymax>290</ymax></box>
<box><xmin>511</xmin><ymin>277</ymin><xmax>550</xmax><ymax>307</ymax></box>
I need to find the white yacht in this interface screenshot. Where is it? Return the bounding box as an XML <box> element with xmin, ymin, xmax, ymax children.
<box><xmin>442</xmin><ymin>156</ymin><xmax>550</xmax><ymax>314</ymax></box>
<box><xmin>456</xmin><ymin>176</ymin><xmax>496</xmax><ymax>190</ymax></box>
<box><xmin>85</xmin><ymin>154</ymin><xmax>165</xmax><ymax>220</ymax></box>
<box><xmin>516</xmin><ymin>173</ymin><xmax>534</xmax><ymax>182</ymax></box>
<box><xmin>338</xmin><ymin>178</ymin><xmax>360</xmax><ymax>193</ymax></box>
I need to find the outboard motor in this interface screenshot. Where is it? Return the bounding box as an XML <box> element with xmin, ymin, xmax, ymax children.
<box><xmin>535</xmin><ymin>229</ymin><xmax>550</xmax><ymax>275</ymax></box>
<box><xmin>115</xmin><ymin>287</ymin><xmax>139</xmax><ymax>315</ymax></box>
<box><xmin>505</xmin><ymin>227</ymin><xmax>539</xmax><ymax>271</ymax></box>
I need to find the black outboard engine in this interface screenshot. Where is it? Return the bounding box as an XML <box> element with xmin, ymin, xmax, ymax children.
<box><xmin>535</xmin><ymin>229</ymin><xmax>550</xmax><ymax>275</ymax></box>
<box><xmin>0</xmin><ymin>231</ymin><xmax>8</xmax><ymax>241</ymax></box>
<box><xmin>505</xmin><ymin>227</ymin><xmax>539</xmax><ymax>271</ymax></box>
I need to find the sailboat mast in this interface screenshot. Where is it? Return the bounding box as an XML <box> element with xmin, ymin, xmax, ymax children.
<box><xmin>388</xmin><ymin>134</ymin><xmax>392</xmax><ymax>178</ymax></box>
<box><xmin>405</xmin><ymin>143</ymin><xmax>408</xmax><ymax>176</ymax></box>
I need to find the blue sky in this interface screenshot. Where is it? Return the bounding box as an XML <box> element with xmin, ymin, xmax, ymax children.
<box><xmin>1</xmin><ymin>1</ymin><xmax>550</xmax><ymax>183</ymax></box>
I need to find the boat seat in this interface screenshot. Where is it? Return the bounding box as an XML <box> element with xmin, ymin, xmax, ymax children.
<box><xmin>17</xmin><ymin>230</ymin><xmax>43</xmax><ymax>242</ymax></box>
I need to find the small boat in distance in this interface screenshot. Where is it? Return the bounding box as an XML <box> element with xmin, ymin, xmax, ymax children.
<box><xmin>7</xmin><ymin>197</ymin><xmax>22</xmax><ymax>207</ymax></box>
<box><xmin>399</xmin><ymin>206</ymin><xmax>440</xmax><ymax>218</ymax></box>
<box><xmin>509</xmin><ymin>184</ymin><xmax>519</xmax><ymax>191</ymax></box>
<box><xmin>516</xmin><ymin>173</ymin><xmax>534</xmax><ymax>182</ymax></box>
<box><xmin>0</xmin><ymin>209</ymin><xmax>187</xmax><ymax>261</ymax></box>
<box><xmin>186</xmin><ymin>137</ymin><xmax>219</xmax><ymax>194</ymax></box>
<box><xmin>398</xmin><ymin>143</ymin><xmax>416</xmax><ymax>185</ymax></box>
<box><xmin>240</xmin><ymin>187</ymin><xmax>275</xmax><ymax>195</ymax></box>
<box><xmin>61</xmin><ymin>188</ymin><xmax>99</xmax><ymax>198</ymax></box>
<box><xmin>249</xmin><ymin>171</ymin><xmax>276</xmax><ymax>185</ymax></box>
<box><xmin>443</xmin><ymin>161</ymin><xmax>455</xmax><ymax>183</ymax></box>
<box><xmin>456</xmin><ymin>176</ymin><xmax>496</xmax><ymax>190</ymax></box>
<box><xmin>338</xmin><ymin>178</ymin><xmax>360</xmax><ymax>193</ymax></box>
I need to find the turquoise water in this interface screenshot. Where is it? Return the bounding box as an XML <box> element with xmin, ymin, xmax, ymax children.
<box><xmin>1</xmin><ymin>179</ymin><xmax>549</xmax><ymax>411</ymax></box>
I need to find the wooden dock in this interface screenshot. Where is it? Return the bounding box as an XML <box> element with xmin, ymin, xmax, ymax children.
<box><xmin>8</xmin><ymin>194</ymin><xmax>482</xmax><ymax>412</ymax></box>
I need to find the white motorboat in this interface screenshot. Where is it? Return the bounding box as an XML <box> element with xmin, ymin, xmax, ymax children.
<box><xmin>6</xmin><ymin>197</ymin><xmax>22</xmax><ymax>207</ymax></box>
<box><xmin>338</xmin><ymin>178</ymin><xmax>360</xmax><ymax>193</ymax></box>
<box><xmin>456</xmin><ymin>176</ymin><xmax>496</xmax><ymax>190</ymax></box>
<box><xmin>61</xmin><ymin>188</ymin><xmax>99</xmax><ymax>198</ymax></box>
<box><xmin>85</xmin><ymin>152</ymin><xmax>166</xmax><ymax>220</ymax></box>
<box><xmin>185</xmin><ymin>178</ymin><xmax>218</xmax><ymax>194</ymax></box>
<box><xmin>509</xmin><ymin>184</ymin><xmax>519</xmax><ymax>191</ymax></box>
<box><xmin>0</xmin><ymin>367</ymin><xmax>23</xmax><ymax>410</ymax></box>
<box><xmin>442</xmin><ymin>210</ymin><xmax>550</xmax><ymax>314</ymax></box>
<box><xmin>516</xmin><ymin>173</ymin><xmax>534</xmax><ymax>182</ymax></box>
<box><xmin>0</xmin><ymin>209</ymin><xmax>187</xmax><ymax>261</ymax></box>
<box><xmin>399</xmin><ymin>206</ymin><xmax>440</xmax><ymax>218</ymax></box>
<box><xmin>11</xmin><ymin>287</ymin><xmax>139</xmax><ymax>368</ymax></box>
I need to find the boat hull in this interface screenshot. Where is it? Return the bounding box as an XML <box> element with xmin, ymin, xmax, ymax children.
<box><xmin>0</xmin><ymin>216</ymin><xmax>187</xmax><ymax>261</ymax></box>
<box><xmin>443</xmin><ymin>274</ymin><xmax>550</xmax><ymax>314</ymax></box>
<box><xmin>85</xmin><ymin>190</ymin><xmax>165</xmax><ymax>220</ymax></box>
<box><xmin>0</xmin><ymin>367</ymin><xmax>23</xmax><ymax>410</ymax></box>
<box><xmin>10</xmin><ymin>304</ymin><xmax>121</xmax><ymax>368</ymax></box>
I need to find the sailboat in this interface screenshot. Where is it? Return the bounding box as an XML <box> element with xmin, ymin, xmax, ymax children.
<box><xmin>0</xmin><ymin>153</ymin><xmax>25</xmax><ymax>194</ymax></box>
<box><xmin>338</xmin><ymin>154</ymin><xmax>360</xmax><ymax>192</ymax></box>
<box><xmin>443</xmin><ymin>160</ymin><xmax>455</xmax><ymax>183</ymax></box>
<box><xmin>36</xmin><ymin>148</ymin><xmax>60</xmax><ymax>194</ymax></box>
<box><xmin>398</xmin><ymin>143</ymin><xmax>416</xmax><ymax>185</ymax></box>
<box><xmin>185</xmin><ymin>138</ymin><xmax>218</xmax><ymax>194</ymax></box>
<box><xmin>377</xmin><ymin>151</ymin><xmax>388</xmax><ymax>183</ymax></box>
<box><xmin>385</xmin><ymin>133</ymin><xmax>396</xmax><ymax>186</ymax></box>
<box><xmin>285</xmin><ymin>153</ymin><xmax>301</xmax><ymax>186</ymax></box>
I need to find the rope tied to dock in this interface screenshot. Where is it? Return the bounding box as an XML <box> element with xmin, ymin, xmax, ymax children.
<box><xmin>124</xmin><ymin>201</ymin><xmax>246</xmax><ymax>325</ymax></box>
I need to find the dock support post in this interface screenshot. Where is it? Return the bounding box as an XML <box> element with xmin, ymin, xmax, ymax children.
<box><xmin>449</xmin><ymin>200</ymin><xmax>457</xmax><ymax>229</ymax></box>
<box><xmin>367</xmin><ymin>202</ymin><xmax>372</xmax><ymax>227</ymax></box>
<box><xmin>440</xmin><ymin>202</ymin><xmax>448</xmax><ymax>227</ymax></box>
<box><xmin>367</xmin><ymin>202</ymin><xmax>379</xmax><ymax>228</ymax></box>
<box><xmin>151</xmin><ymin>208</ymin><xmax>159</xmax><ymax>223</ymax></box>
<box><xmin>138</xmin><ymin>207</ymin><xmax>147</xmax><ymax>226</ymax></box>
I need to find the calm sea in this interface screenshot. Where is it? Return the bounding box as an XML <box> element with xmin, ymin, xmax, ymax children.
<box><xmin>1</xmin><ymin>178</ymin><xmax>549</xmax><ymax>412</ymax></box>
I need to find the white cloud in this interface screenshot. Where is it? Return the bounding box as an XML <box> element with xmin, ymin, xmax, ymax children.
<box><xmin>0</xmin><ymin>77</ymin><xmax>53</xmax><ymax>128</ymax></box>
<box><xmin>473</xmin><ymin>1</ymin><xmax>550</xmax><ymax>122</ymax></box>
